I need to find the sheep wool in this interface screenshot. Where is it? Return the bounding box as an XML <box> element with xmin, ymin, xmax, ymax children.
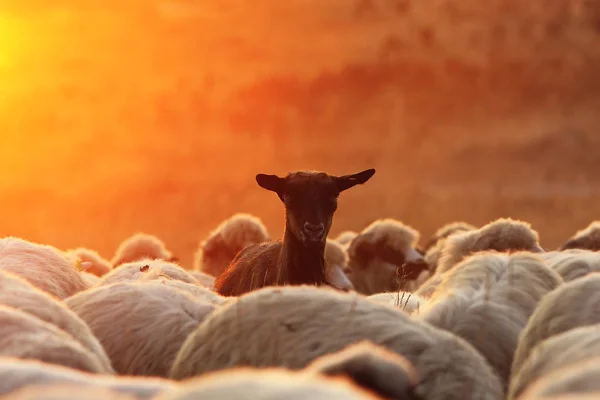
<box><xmin>170</xmin><ymin>285</ymin><xmax>503</xmax><ymax>400</ymax></box>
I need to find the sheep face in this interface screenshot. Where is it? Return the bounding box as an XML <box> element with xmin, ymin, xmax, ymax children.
<box><xmin>256</xmin><ymin>169</ymin><xmax>375</xmax><ymax>247</ymax></box>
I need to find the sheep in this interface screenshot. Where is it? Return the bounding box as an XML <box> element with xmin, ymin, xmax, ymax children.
<box><xmin>65</xmin><ymin>281</ymin><xmax>217</xmax><ymax>377</ymax></box>
<box><xmin>422</xmin><ymin>221</ymin><xmax>476</xmax><ymax>254</ymax></box>
<box><xmin>334</xmin><ymin>231</ymin><xmax>358</xmax><ymax>247</ymax></box>
<box><xmin>193</xmin><ymin>213</ymin><xmax>270</xmax><ymax>277</ymax></box>
<box><xmin>540</xmin><ymin>250</ymin><xmax>600</xmax><ymax>282</ymax></box>
<box><xmin>305</xmin><ymin>340</ymin><xmax>420</xmax><ymax>400</ymax></box>
<box><xmin>0</xmin><ymin>271</ymin><xmax>113</xmax><ymax>372</ymax></box>
<box><xmin>435</xmin><ymin>218</ymin><xmax>544</xmax><ymax>274</ymax></box>
<box><xmin>188</xmin><ymin>271</ymin><xmax>215</xmax><ymax>289</ymax></box>
<box><xmin>423</xmin><ymin>222</ymin><xmax>477</xmax><ymax>273</ymax></box>
<box><xmin>511</xmin><ymin>273</ymin><xmax>600</xmax><ymax>379</ymax></box>
<box><xmin>81</xmin><ymin>272</ymin><xmax>101</xmax><ymax>286</ymax></box>
<box><xmin>518</xmin><ymin>357</ymin><xmax>600</xmax><ymax>398</ymax></box>
<box><xmin>0</xmin><ymin>305</ymin><xmax>108</xmax><ymax>373</ymax></box>
<box><xmin>68</xmin><ymin>248</ymin><xmax>111</xmax><ymax>277</ymax></box>
<box><xmin>170</xmin><ymin>285</ymin><xmax>504</xmax><ymax>400</ymax></box>
<box><xmin>0</xmin><ymin>237</ymin><xmax>88</xmax><ymax>299</ymax></box>
<box><xmin>345</xmin><ymin>219</ymin><xmax>429</xmax><ymax>295</ymax></box>
<box><xmin>111</xmin><ymin>233</ymin><xmax>177</xmax><ymax>268</ymax></box>
<box><xmin>98</xmin><ymin>259</ymin><xmax>197</xmax><ymax>287</ymax></box>
<box><xmin>324</xmin><ymin>239</ymin><xmax>354</xmax><ymax>291</ymax></box>
<box><xmin>1</xmin><ymin>385</ymin><xmax>138</xmax><ymax>400</ymax></box>
<box><xmin>366</xmin><ymin>292</ymin><xmax>424</xmax><ymax>314</ymax></box>
<box><xmin>414</xmin><ymin>273</ymin><xmax>444</xmax><ymax>299</ymax></box>
<box><xmin>0</xmin><ymin>357</ymin><xmax>174</xmax><ymax>399</ymax></box>
<box><xmin>214</xmin><ymin>169</ymin><xmax>376</xmax><ymax>296</ymax></box>
<box><xmin>150</xmin><ymin>279</ymin><xmax>230</xmax><ymax>306</ymax></box>
<box><xmin>155</xmin><ymin>368</ymin><xmax>380</xmax><ymax>400</ymax></box>
<box><xmin>418</xmin><ymin>252</ymin><xmax>563</xmax><ymax>390</ymax></box>
<box><xmin>508</xmin><ymin>325</ymin><xmax>600</xmax><ymax>400</ymax></box>
<box><xmin>560</xmin><ymin>221</ymin><xmax>600</xmax><ymax>251</ymax></box>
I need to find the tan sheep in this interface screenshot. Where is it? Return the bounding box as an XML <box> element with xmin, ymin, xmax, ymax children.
<box><xmin>419</xmin><ymin>252</ymin><xmax>562</xmax><ymax>390</ymax></box>
<box><xmin>0</xmin><ymin>237</ymin><xmax>88</xmax><ymax>299</ymax></box>
<box><xmin>170</xmin><ymin>285</ymin><xmax>503</xmax><ymax>400</ymax></box>
<box><xmin>324</xmin><ymin>239</ymin><xmax>353</xmax><ymax>291</ymax></box>
<box><xmin>511</xmin><ymin>273</ymin><xmax>600</xmax><ymax>380</ymax></box>
<box><xmin>65</xmin><ymin>281</ymin><xmax>217</xmax><ymax>377</ymax></box>
<box><xmin>98</xmin><ymin>260</ymin><xmax>197</xmax><ymax>287</ymax></box>
<box><xmin>436</xmin><ymin>218</ymin><xmax>544</xmax><ymax>274</ymax></box>
<box><xmin>508</xmin><ymin>325</ymin><xmax>600</xmax><ymax>400</ymax></box>
<box><xmin>156</xmin><ymin>368</ymin><xmax>379</xmax><ymax>400</ymax></box>
<box><xmin>305</xmin><ymin>340</ymin><xmax>419</xmax><ymax>400</ymax></box>
<box><xmin>0</xmin><ymin>357</ymin><xmax>174</xmax><ymax>399</ymax></box>
<box><xmin>560</xmin><ymin>221</ymin><xmax>600</xmax><ymax>251</ymax></box>
<box><xmin>366</xmin><ymin>291</ymin><xmax>424</xmax><ymax>314</ymax></box>
<box><xmin>346</xmin><ymin>219</ymin><xmax>429</xmax><ymax>295</ymax></box>
<box><xmin>193</xmin><ymin>213</ymin><xmax>270</xmax><ymax>277</ymax></box>
<box><xmin>518</xmin><ymin>357</ymin><xmax>600</xmax><ymax>399</ymax></box>
<box><xmin>81</xmin><ymin>272</ymin><xmax>101</xmax><ymax>286</ymax></box>
<box><xmin>0</xmin><ymin>271</ymin><xmax>112</xmax><ymax>372</ymax></box>
<box><xmin>68</xmin><ymin>248</ymin><xmax>111</xmax><ymax>277</ymax></box>
<box><xmin>111</xmin><ymin>233</ymin><xmax>176</xmax><ymax>268</ymax></box>
<box><xmin>334</xmin><ymin>230</ymin><xmax>358</xmax><ymax>247</ymax></box>
<box><xmin>0</xmin><ymin>305</ymin><xmax>107</xmax><ymax>373</ymax></box>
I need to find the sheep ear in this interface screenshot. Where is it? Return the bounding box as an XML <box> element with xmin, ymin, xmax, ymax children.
<box><xmin>256</xmin><ymin>174</ymin><xmax>285</xmax><ymax>196</ymax></box>
<box><xmin>334</xmin><ymin>169</ymin><xmax>376</xmax><ymax>193</ymax></box>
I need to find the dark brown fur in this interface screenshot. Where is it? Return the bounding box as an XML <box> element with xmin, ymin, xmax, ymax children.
<box><xmin>214</xmin><ymin>169</ymin><xmax>375</xmax><ymax>296</ymax></box>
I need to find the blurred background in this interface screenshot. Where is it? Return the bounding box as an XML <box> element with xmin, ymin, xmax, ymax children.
<box><xmin>0</xmin><ymin>0</ymin><xmax>599</xmax><ymax>267</ymax></box>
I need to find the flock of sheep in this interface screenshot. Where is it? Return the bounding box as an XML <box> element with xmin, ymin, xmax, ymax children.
<box><xmin>2</xmin><ymin>168</ymin><xmax>600</xmax><ymax>399</ymax></box>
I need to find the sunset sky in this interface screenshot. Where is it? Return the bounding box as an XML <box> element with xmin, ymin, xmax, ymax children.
<box><xmin>0</xmin><ymin>1</ymin><xmax>598</xmax><ymax>264</ymax></box>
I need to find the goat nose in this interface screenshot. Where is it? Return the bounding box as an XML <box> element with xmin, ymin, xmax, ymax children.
<box><xmin>304</xmin><ymin>222</ymin><xmax>324</xmax><ymax>233</ymax></box>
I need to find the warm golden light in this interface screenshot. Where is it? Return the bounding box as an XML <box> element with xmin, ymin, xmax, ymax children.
<box><xmin>0</xmin><ymin>14</ymin><xmax>22</xmax><ymax>69</ymax></box>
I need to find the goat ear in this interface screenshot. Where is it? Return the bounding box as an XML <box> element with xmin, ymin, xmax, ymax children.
<box><xmin>256</xmin><ymin>174</ymin><xmax>284</xmax><ymax>196</ymax></box>
<box><xmin>334</xmin><ymin>169</ymin><xmax>376</xmax><ymax>193</ymax></box>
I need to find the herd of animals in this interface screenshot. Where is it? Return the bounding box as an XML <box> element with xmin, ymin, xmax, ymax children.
<box><xmin>2</xmin><ymin>168</ymin><xmax>600</xmax><ymax>399</ymax></box>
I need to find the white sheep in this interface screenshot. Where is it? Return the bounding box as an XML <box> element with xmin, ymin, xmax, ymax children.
<box><xmin>511</xmin><ymin>273</ymin><xmax>600</xmax><ymax>380</ymax></box>
<box><xmin>188</xmin><ymin>271</ymin><xmax>215</xmax><ymax>289</ymax></box>
<box><xmin>68</xmin><ymin>248</ymin><xmax>111</xmax><ymax>277</ymax></box>
<box><xmin>418</xmin><ymin>252</ymin><xmax>563</xmax><ymax>390</ymax></box>
<box><xmin>111</xmin><ymin>233</ymin><xmax>176</xmax><ymax>268</ymax></box>
<box><xmin>540</xmin><ymin>250</ymin><xmax>600</xmax><ymax>282</ymax></box>
<box><xmin>98</xmin><ymin>260</ymin><xmax>197</xmax><ymax>287</ymax></box>
<box><xmin>170</xmin><ymin>285</ymin><xmax>503</xmax><ymax>400</ymax></box>
<box><xmin>366</xmin><ymin>291</ymin><xmax>424</xmax><ymax>314</ymax></box>
<box><xmin>422</xmin><ymin>221</ymin><xmax>477</xmax><ymax>254</ymax></box>
<box><xmin>0</xmin><ymin>237</ymin><xmax>88</xmax><ymax>299</ymax></box>
<box><xmin>508</xmin><ymin>324</ymin><xmax>600</xmax><ymax>400</ymax></box>
<box><xmin>305</xmin><ymin>340</ymin><xmax>419</xmax><ymax>400</ymax></box>
<box><xmin>155</xmin><ymin>368</ymin><xmax>384</xmax><ymax>400</ymax></box>
<box><xmin>65</xmin><ymin>281</ymin><xmax>217</xmax><ymax>377</ymax></box>
<box><xmin>0</xmin><ymin>271</ymin><xmax>112</xmax><ymax>372</ymax></box>
<box><xmin>149</xmin><ymin>278</ymin><xmax>229</xmax><ymax>306</ymax></box>
<box><xmin>436</xmin><ymin>218</ymin><xmax>544</xmax><ymax>274</ymax></box>
<box><xmin>80</xmin><ymin>272</ymin><xmax>101</xmax><ymax>286</ymax></box>
<box><xmin>193</xmin><ymin>213</ymin><xmax>270</xmax><ymax>277</ymax></box>
<box><xmin>0</xmin><ymin>357</ymin><xmax>174</xmax><ymax>399</ymax></box>
<box><xmin>560</xmin><ymin>221</ymin><xmax>600</xmax><ymax>251</ymax></box>
<box><xmin>518</xmin><ymin>357</ymin><xmax>600</xmax><ymax>399</ymax></box>
<box><xmin>0</xmin><ymin>305</ymin><xmax>107</xmax><ymax>373</ymax></box>
<box><xmin>346</xmin><ymin>219</ymin><xmax>429</xmax><ymax>295</ymax></box>
<box><xmin>0</xmin><ymin>385</ymin><xmax>138</xmax><ymax>400</ymax></box>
